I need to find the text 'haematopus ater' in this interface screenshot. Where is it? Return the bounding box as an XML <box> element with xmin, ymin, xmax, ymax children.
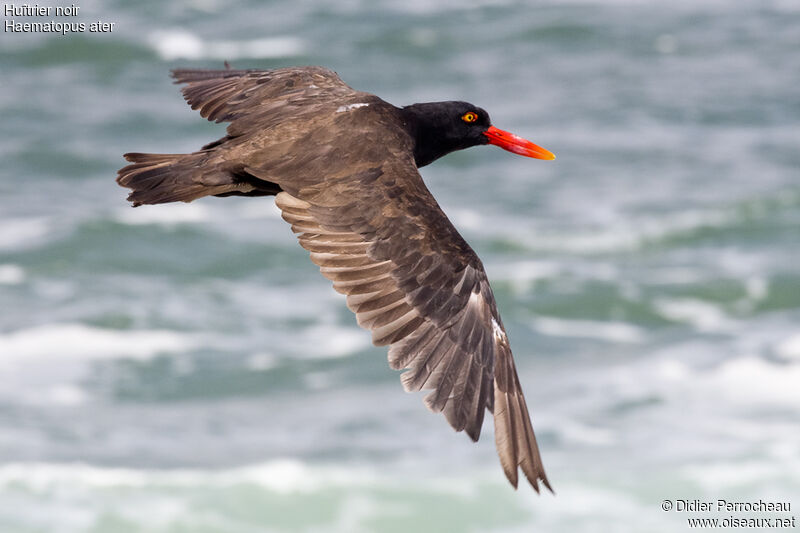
<box><xmin>117</xmin><ymin>66</ymin><xmax>555</xmax><ymax>492</ymax></box>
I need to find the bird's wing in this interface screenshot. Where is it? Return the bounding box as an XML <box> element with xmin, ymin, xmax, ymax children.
<box><xmin>170</xmin><ymin>66</ymin><xmax>360</xmax><ymax>136</ymax></box>
<box><xmin>172</xmin><ymin>67</ymin><xmax>550</xmax><ymax>491</ymax></box>
<box><xmin>273</xmin><ymin>153</ymin><xmax>551</xmax><ymax>492</ymax></box>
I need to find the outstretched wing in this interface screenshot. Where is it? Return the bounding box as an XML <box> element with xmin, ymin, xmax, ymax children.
<box><xmin>170</xmin><ymin>66</ymin><xmax>361</xmax><ymax>136</ymax></box>
<box><xmin>273</xmin><ymin>156</ymin><xmax>551</xmax><ymax>492</ymax></box>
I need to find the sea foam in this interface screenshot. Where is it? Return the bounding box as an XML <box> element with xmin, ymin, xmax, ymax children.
<box><xmin>148</xmin><ymin>30</ymin><xmax>305</xmax><ymax>61</ymax></box>
<box><xmin>0</xmin><ymin>323</ymin><xmax>195</xmax><ymax>362</ymax></box>
<box><xmin>533</xmin><ymin>316</ymin><xmax>647</xmax><ymax>344</ymax></box>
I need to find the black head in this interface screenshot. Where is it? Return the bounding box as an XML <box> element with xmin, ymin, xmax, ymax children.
<box><xmin>399</xmin><ymin>101</ymin><xmax>555</xmax><ymax>168</ymax></box>
<box><xmin>400</xmin><ymin>101</ymin><xmax>492</xmax><ymax>167</ymax></box>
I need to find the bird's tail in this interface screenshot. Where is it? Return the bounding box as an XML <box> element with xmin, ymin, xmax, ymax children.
<box><xmin>117</xmin><ymin>152</ymin><xmax>278</xmax><ymax>206</ymax></box>
<box><xmin>117</xmin><ymin>152</ymin><xmax>221</xmax><ymax>206</ymax></box>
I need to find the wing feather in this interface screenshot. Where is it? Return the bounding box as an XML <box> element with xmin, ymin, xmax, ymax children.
<box><xmin>171</xmin><ymin>66</ymin><xmax>356</xmax><ymax>125</ymax></box>
<box><xmin>275</xmin><ymin>188</ymin><xmax>551</xmax><ymax>492</ymax></box>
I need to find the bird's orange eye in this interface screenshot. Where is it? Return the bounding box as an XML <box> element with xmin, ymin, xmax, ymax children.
<box><xmin>462</xmin><ymin>112</ymin><xmax>478</xmax><ymax>123</ymax></box>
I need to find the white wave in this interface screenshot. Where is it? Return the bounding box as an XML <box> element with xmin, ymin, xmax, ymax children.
<box><xmin>653</xmin><ymin>298</ymin><xmax>734</xmax><ymax>332</ymax></box>
<box><xmin>744</xmin><ymin>276</ymin><xmax>769</xmax><ymax>301</ymax></box>
<box><xmin>486</xmin><ymin>259</ymin><xmax>562</xmax><ymax>296</ymax></box>
<box><xmin>775</xmin><ymin>333</ymin><xmax>800</xmax><ymax>362</ymax></box>
<box><xmin>44</xmin><ymin>384</ymin><xmax>90</xmax><ymax>406</ymax></box>
<box><xmin>245</xmin><ymin>352</ymin><xmax>277</xmax><ymax>371</ymax></box>
<box><xmin>0</xmin><ymin>460</ymin><xmax>385</xmax><ymax>533</ymax></box>
<box><xmin>0</xmin><ymin>323</ymin><xmax>196</xmax><ymax>362</ymax></box>
<box><xmin>237</xmin><ymin>200</ymin><xmax>284</xmax><ymax>220</ymax></box>
<box><xmin>0</xmin><ymin>263</ymin><xmax>25</xmax><ymax>284</ymax></box>
<box><xmin>149</xmin><ymin>30</ymin><xmax>305</xmax><ymax>61</ymax></box>
<box><xmin>221</xmin><ymin>280</ymin><xmax>336</xmax><ymax>322</ymax></box>
<box><xmin>516</xmin><ymin>226</ymin><xmax>642</xmax><ymax>255</ymax></box>
<box><xmin>510</xmin><ymin>207</ymin><xmax>737</xmax><ymax>255</ymax></box>
<box><xmin>447</xmin><ymin>207</ymin><xmax>484</xmax><ymax>231</ymax></box>
<box><xmin>0</xmin><ymin>459</ymin><xmax>540</xmax><ymax>503</ymax></box>
<box><xmin>654</xmin><ymin>357</ymin><xmax>691</xmax><ymax>381</ymax></box>
<box><xmin>0</xmin><ymin>457</ymin><xmax>791</xmax><ymax>533</ymax></box>
<box><xmin>683</xmin><ymin>456</ymin><xmax>800</xmax><ymax>490</ymax></box>
<box><xmin>296</xmin><ymin>323</ymin><xmax>372</xmax><ymax>359</ymax></box>
<box><xmin>720</xmin><ymin>358</ymin><xmax>800</xmax><ymax>406</ymax></box>
<box><xmin>533</xmin><ymin>316</ymin><xmax>647</xmax><ymax>344</ymax></box>
<box><xmin>303</xmin><ymin>370</ymin><xmax>336</xmax><ymax>390</ymax></box>
<box><xmin>114</xmin><ymin>203</ymin><xmax>211</xmax><ymax>226</ymax></box>
<box><xmin>693</xmin><ymin>357</ymin><xmax>800</xmax><ymax>408</ymax></box>
<box><xmin>559</xmin><ymin>419</ymin><xmax>617</xmax><ymax>445</ymax></box>
<box><xmin>0</xmin><ymin>217</ymin><xmax>50</xmax><ymax>250</ymax></box>
<box><xmin>487</xmin><ymin>259</ymin><xmax>561</xmax><ymax>283</ymax></box>
<box><xmin>646</xmin><ymin>267</ymin><xmax>706</xmax><ymax>284</ymax></box>
<box><xmin>185</xmin><ymin>0</ymin><xmax>220</xmax><ymax>13</ymax></box>
<box><xmin>0</xmin><ymin>459</ymin><xmax>376</xmax><ymax>494</ymax></box>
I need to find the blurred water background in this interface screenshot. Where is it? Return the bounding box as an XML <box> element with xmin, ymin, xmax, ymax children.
<box><xmin>1</xmin><ymin>0</ymin><xmax>799</xmax><ymax>531</ymax></box>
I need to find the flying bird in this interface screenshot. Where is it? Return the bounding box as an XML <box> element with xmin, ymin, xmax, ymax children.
<box><xmin>117</xmin><ymin>66</ymin><xmax>555</xmax><ymax>492</ymax></box>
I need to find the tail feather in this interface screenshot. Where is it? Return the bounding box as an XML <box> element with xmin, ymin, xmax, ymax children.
<box><xmin>117</xmin><ymin>152</ymin><xmax>251</xmax><ymax>206</ymax></box>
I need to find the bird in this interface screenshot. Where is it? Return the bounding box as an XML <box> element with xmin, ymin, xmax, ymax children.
<box><xmin>117</xmin><ymin>65</ymin><xmax>555</xmax><ymax>492</ymax></box>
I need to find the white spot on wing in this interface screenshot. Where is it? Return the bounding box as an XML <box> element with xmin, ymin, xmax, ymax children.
<box><xmin>491</xmin><ymin>317</ymin><xmax>506</xmax><ymax>342</ymax></box>
<box><xmin>336</xmin><ymin>103</ymin><xmax>370</xmax><ymax>113</ymax></box>
<box><xmin>469</xmin><ymin>292</ymin><xmax>480</xmax><ymax>306</ymax></box>
<box><xmin>469</xmin><ymin>290</ymin><xmax>507</xmax><ymax>343</ymax></box>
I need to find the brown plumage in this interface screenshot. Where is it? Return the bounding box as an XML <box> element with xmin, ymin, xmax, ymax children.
<box><xmin>117</xmin><ymin>66</ymin><xmax>554</xmax><ymax>492</ymax></box>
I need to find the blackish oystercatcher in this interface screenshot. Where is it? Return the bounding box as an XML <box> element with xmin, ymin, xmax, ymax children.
<box><xmin>117</xmin><ymin>66</ymin><xmax>555</xmax><ymax>492</ymax></box>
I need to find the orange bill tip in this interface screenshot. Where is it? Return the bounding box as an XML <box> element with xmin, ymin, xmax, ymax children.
<box><xmin>484</xmin><ymin>126</ymin><xmax>555</xmax><ymax>160</ymax></box>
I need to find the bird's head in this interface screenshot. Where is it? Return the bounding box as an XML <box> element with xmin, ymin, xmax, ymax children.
<box><xmin>400</xmin><ymin>101</ymin><xmax>555</xmax><ymax>168</ymax></box>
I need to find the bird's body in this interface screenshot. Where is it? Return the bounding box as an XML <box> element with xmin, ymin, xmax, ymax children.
<box><xmin>118</xmin><ymin>66</ymin><xmax>554</xmax><ymax>492</ymax></box>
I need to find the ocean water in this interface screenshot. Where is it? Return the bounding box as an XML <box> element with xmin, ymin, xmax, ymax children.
<box><xmin>1</xmin><ymin>0</ymin><xmax>799</xmax><ymax>531</ymax></box>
